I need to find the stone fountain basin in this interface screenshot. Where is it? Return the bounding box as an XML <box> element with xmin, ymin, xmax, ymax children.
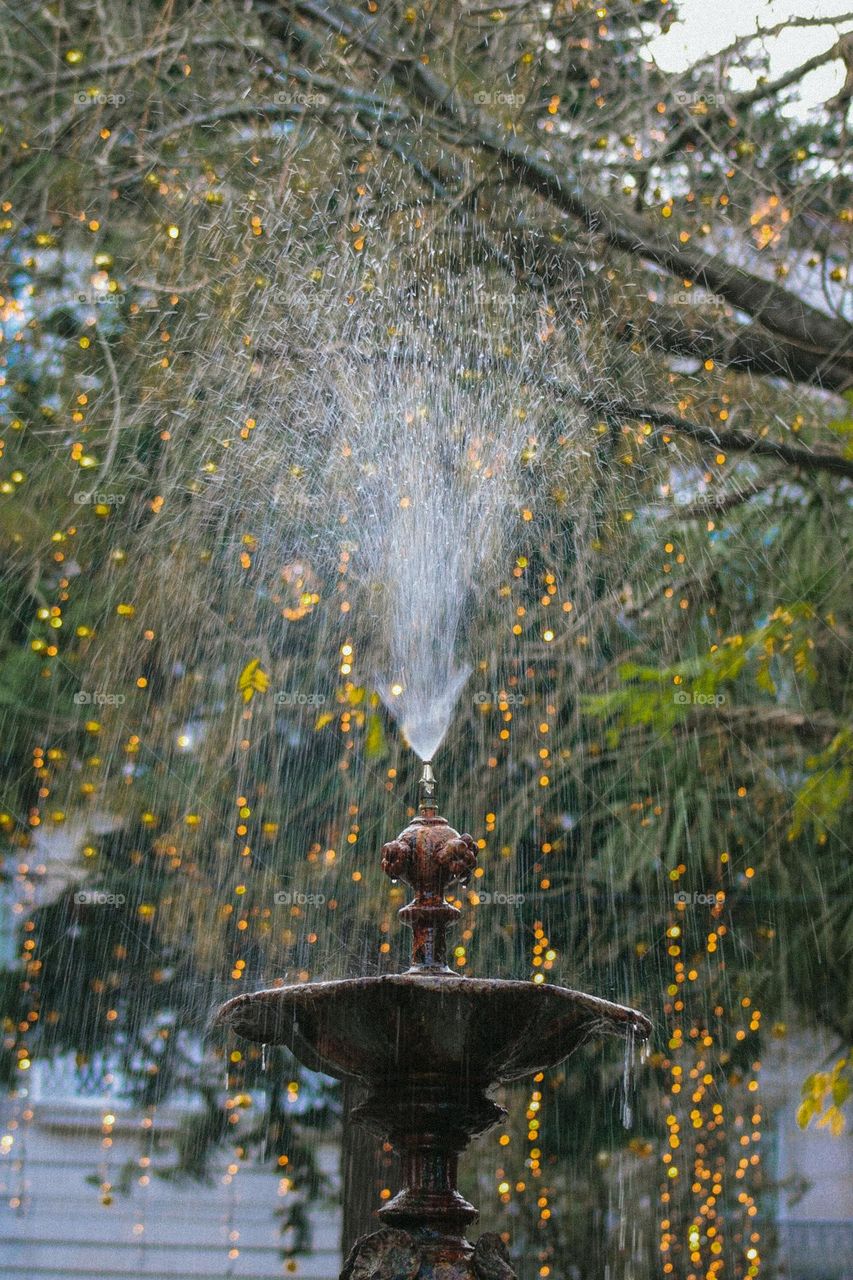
<box><xmin>216</xmin><ymin>973</ymin><xmax>651</xmax><ymax>1086</ymax></box>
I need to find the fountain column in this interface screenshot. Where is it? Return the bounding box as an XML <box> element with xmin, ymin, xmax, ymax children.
<box><xmin>362</xmin><ymin>775</ymin><xmax>502</xmax><ymax>1273</ymax></box>
<box><xmin>215</xmin><ymin>762</ymin><xmax>651</xmax><ymax>1280</ymax></box>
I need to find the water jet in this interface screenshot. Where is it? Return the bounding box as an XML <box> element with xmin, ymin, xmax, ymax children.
<box><xmin>215</xmin><ymin>764</ymin><xmax>651</xmax><ymax>1280</ymax></box>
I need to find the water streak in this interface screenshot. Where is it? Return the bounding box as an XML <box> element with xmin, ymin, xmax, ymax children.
<box><xmin>620</xmin><ymin>1023</ymin><xmax>637</xmax><ymax>1129</ymax></box>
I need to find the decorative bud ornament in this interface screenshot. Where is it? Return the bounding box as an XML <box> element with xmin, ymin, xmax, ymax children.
<box><xmin>381</xmin><ymin>766</ymin><xmax>477</xmax><ymax>972</ymax></box>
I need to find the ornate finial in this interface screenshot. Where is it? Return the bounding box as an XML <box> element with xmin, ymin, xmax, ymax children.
<box><xmin>418</xmin><ymin>761</ymin><xmax>437</xmax><ymax>814</ymax></box>
<box><xmin>380</xmin><ymin>769</ymin><xmax>477</xmax><ymax>973</ymax></box>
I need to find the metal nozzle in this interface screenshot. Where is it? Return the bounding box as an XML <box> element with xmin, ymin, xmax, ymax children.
<box><xmin>418</xmin><ymin>761</ymin><xmax>437</xmax><ymax>813</ymax></box>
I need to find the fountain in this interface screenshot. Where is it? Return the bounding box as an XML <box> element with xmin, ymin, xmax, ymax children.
<box><xmin>215</xmin><ymin>763</ymin><xmax>651</xmax><ymax>1280</ymax></box>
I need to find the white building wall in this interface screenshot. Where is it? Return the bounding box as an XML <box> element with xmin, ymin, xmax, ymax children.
<box><xmin>0</xmin><ymin>1086</ymin><xmax>342</xmax><ymax>1280</ymax></box>
<box><xmin>763</xmin><ymin>1031</ymin><xmax>853</xmax><ymax>1280</ymax></box>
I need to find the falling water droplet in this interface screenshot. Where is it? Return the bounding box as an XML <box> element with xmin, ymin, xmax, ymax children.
<box><xmin>621</xmin><ymin>1024</ymin><xmax>636</xmax><ymax>1129</ymax></box>
<box><xmin>261</xmin><ymin>1044</ymin><xmax>269</xmax><ymax>1072</ymax></box>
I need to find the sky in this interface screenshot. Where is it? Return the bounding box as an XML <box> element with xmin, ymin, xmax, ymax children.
<box><xmin>646</xmin><ymin>0</ymin><xmax>853</xmax><ymax>113</ymax></box>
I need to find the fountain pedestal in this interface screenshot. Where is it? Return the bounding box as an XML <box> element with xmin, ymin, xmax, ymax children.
<box><xmin>216</xmin><ymin>781</ymin><xmax>651</xmax><ymax>1280</ymax></box>
<box><xmin>353</xmin><ymin>1078</ymin><xmax>501</xmax><ymax>1276</ymax></box>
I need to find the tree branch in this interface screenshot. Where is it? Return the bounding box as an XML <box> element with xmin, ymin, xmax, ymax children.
<box><xmin>686</xmin><ymin>704</ymin><xmax>845</xmax><ymax>742</ymax></box>
<box><xmin>285</xmin><ymin>0</ymin><xmax>853</xmax><ymax>391</ymax></box>
<box><xmin>0</xmin><ymin>34</ymin><xmax>233</xmax><ymax>101</ymax></box>
<box><xmin>584</xmin><ymin>397</ymin><xmax>853</xmax><ymax>479</ymax></box>
<box><xmin>486</xmin><ymin>223</ymin><xmax>853</xmax><ymax>390</ymax></box>
<box><xmin>667</xmin><ymin>474</ymin><xmax>788</xmax><ymax>519</ymax></box>
<box><xmin>644</xmin><ymin>36</ymin><xmax>852</xmax><ymax>169</ymax></box>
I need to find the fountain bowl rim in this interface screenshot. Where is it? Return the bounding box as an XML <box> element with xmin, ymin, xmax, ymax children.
<box><xmin>215</xmin><ymin>972</ymin><xmax>652</xmax><ymax>1044</ymax></box>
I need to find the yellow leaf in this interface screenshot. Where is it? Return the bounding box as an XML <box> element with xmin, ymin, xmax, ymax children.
<box><xmin>365</xmin><ymin>713</ymin><xmax>387</xmax><ymax>760</ymax></box>
<box><xmin>238</xmin><ymin>659</ymin><xmax>269</xmax><ymax>702</ymax></box>
<box><xmin>796</xmin><ymin>1099</ymin><xmax>816</xmax><ymax>1129</ymax></box>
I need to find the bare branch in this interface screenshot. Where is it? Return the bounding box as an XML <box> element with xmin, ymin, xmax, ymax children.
<box><xmin>285</xmin><ymin>0</ymin><xmax>852</xmax><ymax>390</ymax></box>
<box><xmin>584</xmin><ymin>397</ymin><xmax>853</xmax><ymax>479</ymax></box>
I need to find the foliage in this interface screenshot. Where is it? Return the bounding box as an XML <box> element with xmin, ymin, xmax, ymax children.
<box><xmin>797</xmin><ymin>1054</ymin><xmax>852</xmax><ymax>1138</ymax></box>
<box><xmin>0</xmin><ymin>2</ymin><xmax>851</xmax><ymax>1276</ymax></box>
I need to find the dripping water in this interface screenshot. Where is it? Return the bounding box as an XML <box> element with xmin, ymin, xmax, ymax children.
<box><xmin>620</xmin><ymin>1023</ymin><xmax>637</xmax><ymax>1130</ymax></box>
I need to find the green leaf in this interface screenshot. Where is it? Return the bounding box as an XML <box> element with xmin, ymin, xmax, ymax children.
<box><xmin>365</xmin><ymin>713</ymin><xmax>387</xmax><ymax>760</ymax></box>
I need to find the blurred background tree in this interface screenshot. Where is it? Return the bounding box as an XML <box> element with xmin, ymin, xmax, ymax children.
<box><xmin>0</xmin><ymin>2</ymin><xmax>851</xmax><ymax>1277</ymax></box>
